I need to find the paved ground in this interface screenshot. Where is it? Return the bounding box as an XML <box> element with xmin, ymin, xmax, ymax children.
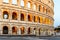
<box><xmin>0</xmin><ymin>35</ymin><xmax>48</xmax><ymax>40</ymax></box>
<box><xmin>39</xmin><ymin>36</ymin><xmax>60</xmax><ymax>40</ymax></box>
<box><xmin>0</xmin><ymin>37</ymin><xmax>47</xmax><ymax>40</ymax></box>
<box><xmin>0</xmin><ymin>35</ymin><xmax>59</xmax><ymax>40</ymax></box>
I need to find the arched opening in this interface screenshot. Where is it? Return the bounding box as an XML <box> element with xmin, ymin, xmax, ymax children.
<box><xmin>3</xmin><ymin>11</ymin><xmax>9</xmax><ymax>19</ymax></box>
<box><xmin>38</xmin><ymin>17</ymin><xmax>40</xmax><ymax>23</ymax></box>
<box><xmin>28</xmin><ymin>27</ymin><xmax>31</xmax><ymax>34</ymax></box>
<box><xmin>20</xmin><ymin>0</ymin><xmax>24</xmax><ymax>7</ymax></box>
<box><xmin>28</xmin><ymin>15</ymin><xmax>31</xmax><ymax>21</ymax></box>
<box><xmin>27</xmin><ymin>1</ymin><xmax>31</xmax><ymax>8</ymax></box>
<box><xmin>20</xmin><ymin>27</ymin><xmax>25</xmax><ymax>34</ymax></box>
<box><xmin>34</xmin><ymin>28</ymin><xmax>36</xmax><ymax>35</ymax></box>
<box><xmin>40</xmin><ymin>5</ymin><xmax>43</xmax><ymax>12</ymax></box>
<box><xmin>40</xmin><ymin>16</ymin><xmax>43</xmax><ymax>23</ymax></box>
<box><xmin>3</xmin><ymin>0</ymin><xmax>9</xmax><ymax>3</ymax></box>
<box><xmin>43</xmin><ymin>7</ymin><xmax>46</xmax><ymax>13</ymax></box>
<box><xmin>34</xmin><ymin>16</ymin><xmax>36</xmax><ymax>22</ymax></box>
<box><xmin>12</xmin><ymin>27</ymin><xmax>17</xmax><ymax>34</ymax></box>
<box><xmin>12</xmin><ymin>12</ymin><xmax>17</xmax><ymax>20</ymax></box>
<box><xmin>33</xmin><ymin>4</ymin><xmax>36</xmax><ymax>10</ymax></box>
<box><xmin>3</xmin><ymin>26</ymin><xmax>8</xmax><ymax>34</ymax></box>
<box><xmin>39</xmin><ymin>5</ymin><xmax>40</xmax><ymax>11</ymax></box>
<box><xmin>12</xmin><ymin>0</ymin><xmax>17</xmax><ymax>4</ymax></box>
<box><xmin>47</xmin><ymin>9</ymin><xmax>50</xmax><ymax>14</ymax></box>
<box><xmin>21</xmin><ymin>13</ymin><xmax>24</xmax><ymax>21</ymax></box>
<box><xmin>39</xmin><ymin>28</ymin><xmax>40</xmax><ymax>35</ymax></box>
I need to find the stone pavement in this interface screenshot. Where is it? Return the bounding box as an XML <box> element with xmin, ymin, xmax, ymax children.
<box><xmin>0</xmin><ymin>35</ymin><xmax>48</xmax><ymax>40</ymax></box>
<box><xmin>0</xmin><ymin>37</ymin><xmax>48</xmax><ymax>40</ymax></box>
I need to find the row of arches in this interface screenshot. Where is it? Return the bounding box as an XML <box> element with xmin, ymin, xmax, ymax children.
<box><xmin>3</xmin><ymin>26</ymin><xmax>17</xmax><ymax>34</ymax></box>
<box><xmin>3</xmin><ymin>26</ymin><xmax>36</xmax><ymax>35</ymax></box>
<box><xmin>3</xmin><ymin>0</ymin><xmax>52</xmax><ymax>14</ymax></box>
<box><xmin>3</xmin><ymin>11</ymin><xmax>31</xmax><ymax>21</ymax></box>
<box><xmin>3</xmin><ymin>26</ymin><xmax>51</xmax><ymax>35</ymax></box>
<box><xmin>3</xmin><ymin>11</ymin><xmax>53</xmax><ymax>25</ymax></box>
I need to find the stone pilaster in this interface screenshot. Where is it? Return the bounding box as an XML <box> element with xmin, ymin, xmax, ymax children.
<box><xmin>9</xmin><ymin>26</ymin><xmax>12</xmax><ymax>35</ymax></box>
<box><xmin>18</xmin><ymin>29</ymin><xmax>21</xmax><ymax>35</ymax></box>
<box><xmin>25</xmin><ymin>27</ymin><xmax>28</xmax><ymax>35</ymax></box>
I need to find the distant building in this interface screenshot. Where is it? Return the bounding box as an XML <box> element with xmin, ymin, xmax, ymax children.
<box><xmin>54</xmin><ymin>26</ymin><xmax>60</xmax><ymax>36</ymax></box>
<box><xmin>0</xmin><ymin>0</ymin><xmax>54</xmax><ymax>36</ymax></box>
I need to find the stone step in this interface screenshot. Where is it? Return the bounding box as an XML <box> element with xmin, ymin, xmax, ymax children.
<box><xmin>0</xmin><ymin>35</ymin><xmax>36</xmax><ymax>37</ymax></box>
<box><xmin>0</xmin><ymin>35</ymin><xmax>52</xmax><ymax>40</ymax></box>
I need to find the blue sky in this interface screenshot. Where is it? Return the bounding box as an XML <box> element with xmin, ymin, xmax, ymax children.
<box><xmin>54</xmin><ymin>0</ymin><xmax>60</xmax><ymax>27</ymax></box>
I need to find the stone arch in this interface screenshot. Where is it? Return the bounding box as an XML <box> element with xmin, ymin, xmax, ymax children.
<box><xmin>39</xmin><ymin>28</ymin><xmax>41</xmax><ymax>35</ymax></box>
<box><xmin>40</xmin><ymin>5</ymin><xmax>43</xmax><ymax>12</ymax></box>
<box><xmin>27</xmin><ymin>1</ymin><xmax>31</xmax><ymax>8</ymax></box>
<box><xmin>12</xmin><ymin>12</ymin><xmax>17</xmax><ymax>20</ymax></box>
<box><xmin>38</xmin><ymin>17</ymin><xmax>40</xmax><ymax>23</ymax></box>
<box><xmin>43</xmin><ymin>7</ymin><xmax>47</xmax><ymax>13</ymax></box>
<box><xmin>27</xmin><ymin>1</ymin><xmax>32</xmax><ymax>8</ymax></box>
<box><xmin>28</xmin><ymin>27</ymin><xmax>31</xmax><ymax>34</ymax></box>
<box><xmin>39</xmin><ymin>5</ymin><xmax>40</xmax><ymax>11</ymax></box>
<box><xmin>40</xmin><ymin>16</ymin><xmax>43</xmax><ymax>23</ymax></box>
<box><xmin>20</xmin><ymin>27</ymin><xmax>25</xmax><ymax>34</ymax></box>
<box><xmin>34</xmin><ymin>16</ymin><xmax>36</xmax><ymax>22</ymax></box>
<box><xmin>20</xmin><ymin>0</ymin><xmax>24</xmax><ymax>7</ymax></box>
<box><xmin>33</xmin><ymin>28</ymin><xmax>36</xmax><ymax>35</ymax></box>
<box><xmin>28</xmin><ymin>15</ymin><xmax>31</xmax><ymax>21</ymax></box>
<box><xmin>21</xmin><ymin>13</ymin><xmax>24</xmax><ymax>21</ymax></box>
<box><xmin>3</xmin><ymin>26</ymin><xmax>8</xmax><ymax>34</ymax></box>
<box><xmin>34</xmin><ymin>28</ymin><xmax>36</xmax><ymax>30</ymax></box>
<box><xmin>3</xmin><ymin>11</ymin><xmax>9</xmax><ymax>19</ymax></box>
<box><xmin>47</xmin><ymin>9</ymin><xmax>51</xmax><ymax>14</ymax></box>
<box><xmin>12</xmin><ymin>26</ymin><xmax>17</xmax><ymax>34</ymax></box>
<box><xmin>33</xmin><ymin>4</ymin><xmax>37</xmax><ymax>10</ymax></box>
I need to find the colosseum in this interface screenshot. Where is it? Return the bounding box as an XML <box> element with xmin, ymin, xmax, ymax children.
<box><xmin>0</xmin><ymin>0</ymin><xmax>54</xmax><ymax>36</ymax></box>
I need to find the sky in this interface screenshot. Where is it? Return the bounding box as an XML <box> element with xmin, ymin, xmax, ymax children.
<box><xmin>54</xmin><ymin>0</ymin><xmax>60</xmax><ymax>27</ymax></box>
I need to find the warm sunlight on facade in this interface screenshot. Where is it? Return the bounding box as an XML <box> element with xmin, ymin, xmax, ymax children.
<box><xmin>0</xmin><ymin>0</ymin><xmax>54</xmax><ymax>36</ymax></box>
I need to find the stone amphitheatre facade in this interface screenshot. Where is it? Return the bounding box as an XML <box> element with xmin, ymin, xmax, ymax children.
<box><xmin>0</xmin><ymin>0</ymin><xmax>54</xmax><ymax>36</ymax></box>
